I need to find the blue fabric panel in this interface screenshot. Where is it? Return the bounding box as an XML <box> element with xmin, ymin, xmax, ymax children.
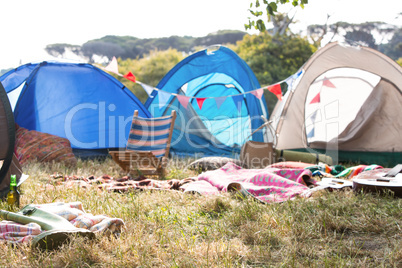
<box><xmin>0</xmin><ymin>63</ymin><xmax>38</xmax><ymax>92</ymax></box>
<box><xmin>150</xmin><ymin>47</ymin><xmax>261</xmax><ymax>95</ymax></box>
<box><xmin>185</xmin><ymin>73</ymin><xmax>244</xmax><ymax>96</ymax></box>
<box><xmin>1</xmin><ymin>61</ymin><xmax>150</xmax><ymax>149</ymax></box>
<box><xmin>129</xmin><ymin>134</ymin><xmax>169</xmax><ymax>143</ymax></box>
<box><xmin>189</xmin><ymin>84</ymin><xmax>250</xmax><ymax>146</ymax></box>
<box><xmin>145</xmin><ymin>46</ymin><xmax>268</xmax><ymax>157</ymax></box>
<box><xmin>170</xmin><ymin>129</ymin><xmax>240</xmax><ymax>157</ymax></box>
<box><xmin>145</xmin><ymin>47</ymin><xmax>268</xmax><ymax>155</ymax></box>
<box><xmin>131</xmin><ymin>124</ymin><xmax>171</xmax><ymax>132</ymax></box>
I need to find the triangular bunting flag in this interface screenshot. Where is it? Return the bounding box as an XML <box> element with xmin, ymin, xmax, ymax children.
<box><xmin>139</xmin><ymin>82</ymin><xmax>155</xmax><ymax>97</ymax></box>
<box><xmin>310</xmin><ymin>110</ymin><xmax>318</xmax><ymax>123</ymax></box>
<box><xmin>309</xmin><ymin>92</ymin><xmax>320</xmax><ymax>104</ymax></box>
<box><xmin>322</xmin><ymin>77</ymin><xmax>336</xmax><ymax>88</ymax></box>
<box><xmin>285</xmin><ymin>77</ymin><xmax>293</xmax><ymax>90</ymax></box>
<box><xmin>123</xmin><ymin>71</ymin><xmax>136</xmax><ymax>83</ymax></box>
<box><xmin>231</xmin><ymin>95</ymin><xmax>244</xmax><ymax>113</ymax></box>
<box><xmin>250</xmin><ymin>88</ymin><xmax>264</xmax><ymax>99</ymax></box>
<box><xmin>158</xmin><ymin>91</ymin><xmax>171</xmax><ymax>109</ymax></box>
<box><xmin>285</xmin><ymin>70</ymin><xmax>303</xmax><ymax>91</ymax></box>
<box><xmin>215</xmin><ymin>96</ymin><xmax>227</xmax><ymax>109</ymax></box>
<box><xmin>307</xmin><ymin>128</ymin><xmax>315</xmax><ymax>138</ymax></box>
<box><xmin>196</xmin><ymin>98</ymin><xmax>206</xmax><ymax>110</ymax></box>
<box><xmin>177</xmin><ymin>95</ymin><xmax>190</xmax><ymax>109</ymax></box>
<box><xmin>105</xmin><ymin>56</ymin><xmax>120</xmax><ymax>75</ymax></box>
<box><xmin>267</xmin><ymin>84</ymin><xmax>282</xmax><ymax>100</ymax></box>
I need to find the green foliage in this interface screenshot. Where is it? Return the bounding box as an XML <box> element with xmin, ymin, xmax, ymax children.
<box><xmin>45</xmin><ymin>43</ymin><xmax>81</xmax><ymax>57</ymax></box>
<box><xmin>339</xmin><ymin>22</ymin><xmax>397</xmax><ymax>49</ymax></box>
<box><xmin>245</xmin><ymin>0</ymin><xmax>308</xmax><ymax>32</ymax></box>
<box><xmin>345</xmin><ymin>30</ymin><xmax>377</xmax><ymax>48</ymax></box>
<box><xmin>379</xmin><ymin>28</ymin><xmax>402</xmax><ymax>61</ymax></box>
<box><xmin>194</xmin><ymin>30</ymin><xmax>248</xmax><ymax>47</ymax></box>
<box><xmin>308</xmin><ymin>21</ymin><xmax>400</xmax><ymax>50</ymax></box>
<box><xmin>397</xmin><ymin>58</ymin><xmax>402</xmax><ymax>67</ymax></box>
<box><xmin>115</xmin><ymin>48</ymin><xmax>185</xmax><ymax>103</ymax></box>
<box><xmin>235</xmin><ymin>32</ymin><xmax>315</xmax><ymax>113</ymax></box>
<box><xmin>48</xmin><ymin>31</ymin><xmax>246</xmax><ymax>63</ymax></box>
<box><xmin>82</xmin><ymin>40</ymin><xmax>126</xmax><ymax>62</ymax></box>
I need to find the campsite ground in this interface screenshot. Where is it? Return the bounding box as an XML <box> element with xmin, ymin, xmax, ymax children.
<box><xmin>1</xmin><ymin>158</ymin><xmax>401</xmax><ymax>267</ymax></box>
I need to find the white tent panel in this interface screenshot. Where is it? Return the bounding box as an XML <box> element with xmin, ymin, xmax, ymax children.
<box><xmin>305</xmin><ymin>68</ymin><xmax>380</xmax><ymax>143</ymax></box>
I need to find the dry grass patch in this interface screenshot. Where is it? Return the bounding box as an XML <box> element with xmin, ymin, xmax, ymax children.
<box><xmin>0</xmin><ymin>158</ymin><xmax>400</xmax><ymax>267</ymax></box>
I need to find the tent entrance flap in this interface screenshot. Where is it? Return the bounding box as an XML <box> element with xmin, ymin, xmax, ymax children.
<box><xmin>305</xmin><ymin>68</ymin><xmax>379</xmax><ymax>144</ymax></box>
<box><xmin>189</xmin><ymin>83</ymin><xmax>251</xmax><ymax>147</ymax></box>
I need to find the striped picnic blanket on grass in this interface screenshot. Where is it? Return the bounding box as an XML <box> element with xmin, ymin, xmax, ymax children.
<box><xmin>0</xmin><ymin>202</ymin><xmax>124</xmax><ymax>244</ymax></box>
<box><xmin>181</xmin><ymin>162</ymin><xmax>315</xmax><ymax>204</ymax></box>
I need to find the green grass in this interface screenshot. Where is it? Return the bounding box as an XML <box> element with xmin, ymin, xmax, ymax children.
<box><xmin>1</xmin><ymin>158</ymin><xmax>401</xmax><ymax>267</ymax></box>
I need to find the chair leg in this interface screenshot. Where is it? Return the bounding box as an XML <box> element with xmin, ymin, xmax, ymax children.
<box><xmin>159</xmin><ymin>157</ymin><xmax>169</xmax><ymax>179</ymax></box>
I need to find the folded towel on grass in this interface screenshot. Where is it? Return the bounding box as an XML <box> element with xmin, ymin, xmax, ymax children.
<box><xmin>0</xmin><ymin>201</ymin><xmax>124</xmax><ymax>244</ymax></box>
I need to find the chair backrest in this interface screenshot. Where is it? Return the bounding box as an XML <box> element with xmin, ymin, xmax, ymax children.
<box><xmin>127</xmin><ymin>110</ymin><xmax>176</xmax><ymax>158</ymax></box>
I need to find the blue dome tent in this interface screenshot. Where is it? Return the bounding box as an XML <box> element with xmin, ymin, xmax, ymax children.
<box><xmin>0</xmin><ymin>61</ymin><xmax>151</xmax><ymax>156</ymax></box>
<box><xmin>145</xmin><ymin>46</ymin><xmax>268</xmax><ymax>157</ymax></box>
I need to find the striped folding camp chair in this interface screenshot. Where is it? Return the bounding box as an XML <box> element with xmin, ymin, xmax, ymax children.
<box><xmin>109</xmin><ymin>110</ymin><xmax>176</xmax><ymax>179</ymax></box>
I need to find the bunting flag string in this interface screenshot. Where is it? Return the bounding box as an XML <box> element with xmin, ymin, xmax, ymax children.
<box><xmin>99</xmin><ymin>57</ymin><xmax>307</xmax><ymax>111</ymax></box>
<box><xmin>100</xmin><ymin>57</ymin><xmax>294</xmax><ymax>101</ymax></box>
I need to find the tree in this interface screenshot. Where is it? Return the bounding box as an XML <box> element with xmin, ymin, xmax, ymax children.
<box><xmin>397</xmin><ymin>58</ymin><xmax>402</xmax><ymax>67</ymax></box>
<box><xmin>344</xmin><ymin>30</ymin><xmax>377</xmax><ymax>48</ymax></box>
<box><xmin>308</xmin><ymin>21</ymin><xmax>399</xmax><ymax>49</ymax></box>
<box><xmin>194</xmin><ymin>30</ymin><xmax>248</xmax><ymax>47</ymax></box>
<box><xmin>245</xmin><ymin>0</ymin><xmax>308</xmax><ymax>32</ymax></box>
<box><xmin>379</xmin><ymin>28</ymin><xmax>402</xmax><ymax>61</ymax></box>
<box><xmin>45</xmin><ymin>43</ymin><xmax>82</xmax><ymax>58</ymax></box>
<box><xmin>44</xmin><ymin>32</ymin><xmax>246</xmax><ymax>64</ymax></box>
<box><xmin>114</xmin><ymin>49</ymin><xmax>185</xmax><ymax>103</ymax></box>
<box><xmin>307</xmin><ymin>15</ymin><xmax>340</xmax><ymax>48</ymax></box>
<box><xmin>269</xmin><ymin>12</ymin><xmax>295</xmax><ymax>36</ymax></box>
<box><xmin>82</xmin><ymin>41</ymin><xmax>125</xmax><ymax>63</ymax></box>
<box><xmin>236</xmin><ymin>32</ymin><xmax>315</xmax><ymax>113</ymax></box>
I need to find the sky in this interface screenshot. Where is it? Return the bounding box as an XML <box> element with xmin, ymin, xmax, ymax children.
<box><xmin>0</xmin><ymin>0</ymin><xmax>401</xmax><ymax>70</ymax></box>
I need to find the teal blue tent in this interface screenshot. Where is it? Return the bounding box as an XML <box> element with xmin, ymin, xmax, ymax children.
<box><xmin>0</xmin><ymin>61</ymin><xmax>151</xmax><ymax>156</ymax></box>
<box><xmin>145</xmin><ymin>46</ymin><xmax>268</xmax><ymax>157</ymax></box>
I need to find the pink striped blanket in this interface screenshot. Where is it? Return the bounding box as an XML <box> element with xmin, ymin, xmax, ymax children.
<box><xmin>181</xmin><ymin>162</ymin><xmax>315</xmax><ymax>203</ymax></box>
<box><xmin>0</xmin><ymin>202</ymin><xmax>124</xmax><ymax>244</ymax></box>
